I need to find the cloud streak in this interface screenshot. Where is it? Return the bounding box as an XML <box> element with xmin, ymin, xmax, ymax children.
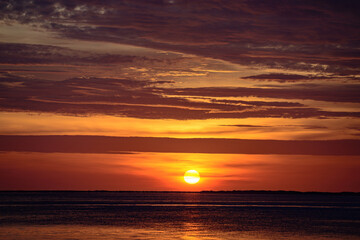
<box><xmin>0</xmin><ymin>43</ymin><xmax>162</xmax><ymax>65</ymax></box>
<box><xmin>242</xmin><ymin>73</ymin><xmax>334</xmax><ymax>83</ymax></box>
<box><xmin>162</xmin><ymin>85</ymin><xmax>360</xmax><ymax>103</ymax></box>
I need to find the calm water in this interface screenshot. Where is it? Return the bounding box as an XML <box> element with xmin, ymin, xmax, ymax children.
<box><xmin>0</xmin><ymin>191</ymin><xmax>359</xmax><ymax>239</ymax></box>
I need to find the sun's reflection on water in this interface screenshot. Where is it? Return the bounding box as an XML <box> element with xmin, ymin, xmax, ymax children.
<box><xmin>0</xmin><ymin>225</ymin><xmax>355</xmax><ymax>240</ymax></box>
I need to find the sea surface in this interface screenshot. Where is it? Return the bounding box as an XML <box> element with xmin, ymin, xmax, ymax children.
<box><xmin>0</xmin><ymin>191</ymin><xmax>359</xmax><ymax>239</ymax></box>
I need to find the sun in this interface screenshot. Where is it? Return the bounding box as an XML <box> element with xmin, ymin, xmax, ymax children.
<box><xmin>184</xmin><ymin>170</ymin><xmax>200</xmax><ymax>184</ymax></box>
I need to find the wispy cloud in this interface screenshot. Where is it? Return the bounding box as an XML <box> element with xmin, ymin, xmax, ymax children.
<box><xmin>1</xmin><ymin>74</ymin><xmax>359</xmax><ymax>119</ymax></box>
<box><xmin>0</xmin><ymin>43</ymin><xmax>163</xmax><ymax>65</ymax></box>
<box><xmin>162</xmin><ymin>85</ymin><xmax>360</xmax><ymax>103</ymax></box>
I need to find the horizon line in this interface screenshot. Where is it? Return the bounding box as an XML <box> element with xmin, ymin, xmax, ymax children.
<box><xmin>0</xmin><ymin>190</ymin><xmax>359</xmax><ymax>195</ymax></box>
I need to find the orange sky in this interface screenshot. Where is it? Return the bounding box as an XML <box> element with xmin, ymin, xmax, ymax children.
<box><xmin>0</xmin><ymin>0</ymin><xmax>359</xmax><ymax>191</ymax></box>
<box><xmin>1</xmin><ymin>151</ymin><xmax>359</xmax><ymax>192</ymax></box>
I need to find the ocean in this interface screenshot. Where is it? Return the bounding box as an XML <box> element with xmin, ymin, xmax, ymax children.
<box><xmin>0</xmin><ymin>191</ymin><xmax>359</xmax><ymax>239</ymax></box>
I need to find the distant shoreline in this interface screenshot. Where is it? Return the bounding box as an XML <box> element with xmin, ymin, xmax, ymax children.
<box><xmin>0</xmin><ymin>190</ymin><xmax>359</xmax><ymax>195</ymax></box>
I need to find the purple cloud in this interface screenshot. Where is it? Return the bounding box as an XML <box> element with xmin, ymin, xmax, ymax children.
<box><xmin>0</xmin><ymin>74</ymin><xmax>359</xmax><ymax>120</ymax></box>
<box><xmin>1</xmin><ymin>0</ymin><xmax>359</xmax><ymax>75</ymax></box>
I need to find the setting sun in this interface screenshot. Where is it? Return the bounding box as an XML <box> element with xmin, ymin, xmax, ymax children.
<box><xmin>184</xmin><ymin>170</ymin><xmax>200</xmax><ymax>184</ymax></box>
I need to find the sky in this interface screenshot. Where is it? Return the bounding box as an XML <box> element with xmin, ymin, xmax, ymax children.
<box><xmin>0</xmin><ymin>0</ymin><xmax>359</xmax><ymax>192</ymax></box>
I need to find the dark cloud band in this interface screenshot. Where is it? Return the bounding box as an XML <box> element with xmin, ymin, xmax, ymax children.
<box><xmin>0</xmin><ymin>135</ymin><xmax>359</xmax><ymax>155</ymax></box>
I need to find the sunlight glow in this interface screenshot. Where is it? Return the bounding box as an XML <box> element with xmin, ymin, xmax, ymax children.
<box><xmin>184</xmin><ymin>170</ymin><xmax>200</xmax><ymax>184</ymax></box>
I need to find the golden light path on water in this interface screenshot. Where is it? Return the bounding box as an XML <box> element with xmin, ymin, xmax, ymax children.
<box><xmin>0</xmin><ymin>225</ymin><xmax>345</xmax><ymax>240</ymax></box>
